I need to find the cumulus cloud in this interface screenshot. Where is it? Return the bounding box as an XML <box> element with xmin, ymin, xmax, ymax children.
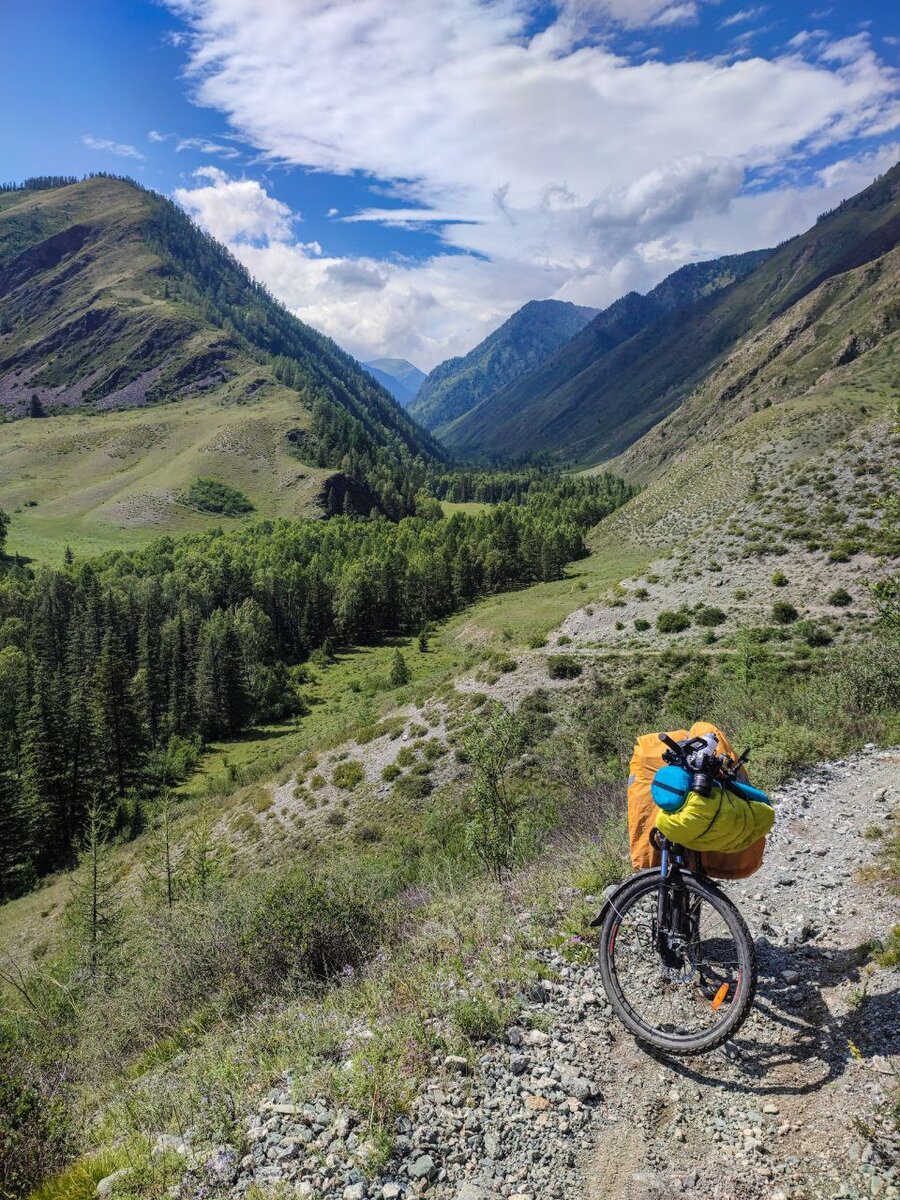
<box><xmin>162</xmin><ymin>0</ymin><xmax>900</xmax><ymax>363</ymax></box>
<box><xmin>81</xmin><ymin>135</ymin><xmax>145</xmax><ymax>160</ymax></box>
<box><xmin>174</xmin><ymin>166</ymin><xmax>296</xmax><ymax>241</ymax></box>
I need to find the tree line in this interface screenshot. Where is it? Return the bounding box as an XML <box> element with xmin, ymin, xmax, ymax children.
<box><xmin>0</xmin><ymin>473</ymin><xmax>634</xmax><ymax>899</ymax></box>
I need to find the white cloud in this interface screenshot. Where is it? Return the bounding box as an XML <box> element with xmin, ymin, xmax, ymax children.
<box><xmin>174</xmin><ymin>144</ymin><xmax>899</xmax><ymax>368</ymax></box>
<box><xmin>149</xmin><ymin>129</ymin><xmax>240</xmax><ymax>157</ymax></box>
<box><xmin>174</xmin><ymin>167</ymin><xmax>296</xmax><ymax>241</ymax></box>
<box><xmin>719</xmin><ymin>7</ymin><xmax>767</xmax><ymax>29</ymax></box>
<box><xmin>162</xmin><ymin>1</ymin><xmax>900</xmax><ymax>364</ymax></box>
<box><xmin>81</xmin><ymin>135</ymin><xmax>145</xmax><ymax>160</ymax></box>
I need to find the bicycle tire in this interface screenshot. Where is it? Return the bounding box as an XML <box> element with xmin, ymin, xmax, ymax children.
<box><xmin>597</xmin><ymin>870</ymin><xmax>757</xmax><ymax>1055</ymax></box>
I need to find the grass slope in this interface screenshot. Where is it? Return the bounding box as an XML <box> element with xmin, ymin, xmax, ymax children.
<box><xmin>0</xmin><ymin>176</ymin><xmax>442</xmax><ymax>552</ymax></box>
<box><xmin>0</xmin><ymin>393</ymin><xmax>333</xmax><ymax>562</ymax></box>
<box><xmin>444</xmin><ymin>164</ymin><xmax>899</xmax><ymax>463</ymax></box>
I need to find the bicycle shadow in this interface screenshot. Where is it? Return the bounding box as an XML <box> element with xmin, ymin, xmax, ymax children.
<box><xmin>639</xmin><ymin>936</ymin><xmax>899</xmax><ymax>1096</ymax></box>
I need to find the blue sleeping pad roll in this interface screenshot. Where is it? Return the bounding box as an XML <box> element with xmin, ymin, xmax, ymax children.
<box><xmin>650</xmin><ymin>764</ymin><xmax>691</xmax><ymax>813</ymax></box>
<box><xmin>726</xmin><ymin>778</ymin><xmax>772</xmax><ymax>806</ymax></box>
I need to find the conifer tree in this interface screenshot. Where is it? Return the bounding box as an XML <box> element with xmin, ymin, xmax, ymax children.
<box><xmin>93</xmin><ymin>618</ymin><xmax>142</xmax><ymax>799</ymax></box>
<box><xmin>21</xmin><ymin>663</ymin><xmax>69</xmax><ymax>870</ymax></box>
<box><xmin>194</xmin><ymin>609</ymin><xmax>249</xmax><ymax>738</ymax></box>
<box><xmin>389</xmin><ymin>648</ymin><xmax>411</xmax><ymax>687</ymax></box>
<box><xmin>65</xmin><ymin>803</ymin><xmax>121</xmax><ymax>983</ymax></box>
<box><xmin>0</xmin><ymin>747</ymin><xmax>31</xmax><ymax>900</ymax></box>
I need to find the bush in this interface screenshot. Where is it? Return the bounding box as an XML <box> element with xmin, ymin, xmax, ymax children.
<box><xmin>771</xmin><ymin>600</ymin><xmax>799</xmax><ymax>625</ymax></box>
<box><xmin>771</xmin><ymin>570</ymin><xmax>789</xmax><ymax>587</ymax></box>
<box><xmin>828</xmin><ymin>588</ymin><xmax>852</xmax><ymax>607</ymax></box>
<box><xmin>633</xmin><ymin>618</ymin><xmax>650</xmax><ymax>632</ymax></box>
<box><xmin>381</xmin><ymin>763</ymin><xmax>401</xmax><ymax>782</ymax></box>
<box><xmin>795</xmin><ymin>620</ymin><xmax>832</xmax><ymax>647</ymax></box>
<box><xmin>393</xmin><ymin>772</ymin><xmax>433</xmax><ymax>800</ymax></box>
<box><xmin>184</xmin><ymin>478</ymin><xmax>253</xmax><ymax>516</ymax></box>
<box><xmin>734</xmin><ymin>588</ymin><xmax>747</xmax><ymax>600</ymax></box>
<box><xmin>395</xmin><ymin>745</ymin><xmax>416</xmax><ymax>767</ymax></box>
<box><xmin>451</xmin><ymin>991</ymin><xmax>512</xmax><ymax>1042</ymax></box>
<box><xmin>546</xmin><ymin>655</ymin><xmax>583</xmax><ymax>679</ymax></box>
<box><xmin>332</xmin><ymin>761</ymin><xmax>365</xmax><ymax>790</ymax></box>
<box><xmin>695</xmin><ymin>606</ymin><xmax>726</xmax><ymax>628</ymax></box>
<box><xmin>656</xmin><ymin>610</ymin><xmax>690</xmax><ymax>634</ymax></box>
<box><xmin>0</xmin><ymin>1033</ymin><xmax>74</xmax><ymax>1197</ymax></box>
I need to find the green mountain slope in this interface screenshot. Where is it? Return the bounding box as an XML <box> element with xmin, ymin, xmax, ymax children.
<box><xmin>595</xmin><ymin>240</ymin><xmax>900</xmax><ymax>563</ymax></box>
<box><xmin>444</xmin><ymin>164</ymin><xmax>900</xmax><ymax>463</ymax></box>
<box><xmin>0</xmin><ymin>175</ymin><xmax>443</xmax><ymax>539</ymax></box>
<box><xmin>363</xmin><ymin>357</ymin><xmax>425</xmax><ymax>406</ymax></box>
<box><xmin>410</xmin><ymin>299</ymin><xmax>598</xmax><ymax>432</ymax></box>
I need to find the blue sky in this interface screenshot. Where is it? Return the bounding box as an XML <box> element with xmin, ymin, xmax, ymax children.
<box><xmin>3</xmin><ymin>0</ymin><xmax>898</xmax><ymax>368</ymax></box>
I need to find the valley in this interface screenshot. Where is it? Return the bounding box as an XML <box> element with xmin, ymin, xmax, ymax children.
<box><xmin>0</xmin><ymin>163</ymin><xmax>897</xmax><ymax>1200</ymax></box>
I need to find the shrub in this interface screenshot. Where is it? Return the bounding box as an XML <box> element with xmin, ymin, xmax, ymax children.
<box><xmin>309</xmin><ymin>773</ymin><xmax>326</xmax><ymax>790</ymax></box>
<box><xmin>633</xmin><ymin>587</ymin><xmax>649</xmax><ymax>600</ymax></box>
<box><xmin>695</xmin><ymin>606</ymin><xmax>726</xmax><ymax>628</ymax></box>
<box><xmin>828</xmin><ymin>588</ymin><xmax>852</xmax><ymax>607</ymax></box>
<box><xmin>381</xmin><ymin>763</ymin><xmax>401</xmax><ymax>782</ymax></box>
<box><xmin>633</xmin><ymin>618</ymin><xmax>650</xmax><ymax>632</ymax></box>
<box><xmin>734</xmin><ymin>588</ymin><xmax>747</xmax><ymax>600</ymax></box>
<box><xmin>546</xmin><ymin>655</ymin><xmax>583</xmax><ymax>679</ymax></box>
<box><xmin>332</xmin><ymin>761</ymin><xmax>365</xmax><ymax>790</ymax></box>
<box><xmin>421</xmin><ymin>739</ymin><xmax>446</xmax><ymax>761</ymax></box>
<box><xmin>0</xmin><ymin>1033</ymin><xmax>74</xmax><ymax>1197</ymax></box>
<box><xmin>771</xmin><ymin>600</ymin><xmax>799</xmax><ymax>625</ymax></box>
<box><xmin>325</xmin><ymin>810</ymin><xmax>347</xmax><ymax>827</ymax></box>
<box><xmin>184</xmin><ymin>478</ymin><xmax>253</xmax><ymax>516</ymax></box>
<box><xmin>393</xmin><ymin>773</ymin><xmax>433</xmax><ymax>800</ymax></box>
<box><xmin>452</xmin><ymin>991</ymin><xmax>512</xmax><ymax>1042</ymax></box>
<box><xmin>795</xmin><ymin>620</ymin><xmax>832</xmax><ymax>647</ymax></box>
<box><xmin>771</xmin><ymin>570</ymin><xmax>789</xmax><ymax>587</ymax></box>
<box><xmin>395</xmin><ymin>745</ymin><xmax>416</xmax><ymax>767</ymax></box>
<box><xmin>556</xmin><ymin>634</ymin><xmax>572</xmax><ymax>646</ymax></box>
<box><xmin>527</xmin><ymin>634</ymin><xmax>548</xmax><ymax>649</ymax></box>
<box><xmin>656</xmin><ymin>610</ymin><xmax>690</xmax><ymax>634</ymax></box>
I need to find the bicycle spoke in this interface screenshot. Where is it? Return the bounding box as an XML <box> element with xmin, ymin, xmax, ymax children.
<box><xmin>605</xmin><ymin>882</ymin><xmax>747</xmax><ymax>1042</ymax></box>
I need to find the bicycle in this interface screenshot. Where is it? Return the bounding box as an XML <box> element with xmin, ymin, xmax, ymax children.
<box><xmin>595</xmin><ymin>736</ymin><xmax>758</xmax><ymax>1055</ymax></box>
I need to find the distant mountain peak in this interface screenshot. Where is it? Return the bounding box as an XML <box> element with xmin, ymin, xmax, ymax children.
<box><xmin>362</xmin><ymin>357</ymin><xmax>426</xmax><ymax>407</ymax></box>
<box><xmin>409</xmin><ymin>298</ymin><xmax>599</xmax><ymax>432</ymax></box>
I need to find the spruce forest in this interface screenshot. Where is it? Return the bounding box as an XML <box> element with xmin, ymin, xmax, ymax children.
<box><xmin>0</xmin><ymin>473</ymin><xmax>633</xmax><ymax>897</ymax></box>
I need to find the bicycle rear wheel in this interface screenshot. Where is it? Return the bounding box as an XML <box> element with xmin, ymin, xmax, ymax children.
<box><xmin>597</xmin><ymin>870</ymin><xmax>756</xmax><ymax>1055</ymax></box>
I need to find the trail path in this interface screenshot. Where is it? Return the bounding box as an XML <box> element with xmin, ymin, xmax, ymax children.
<box><xmin>228</xmin><ymin>747</ymin><xmax>898</xmax><ymax>1200</ymax></box>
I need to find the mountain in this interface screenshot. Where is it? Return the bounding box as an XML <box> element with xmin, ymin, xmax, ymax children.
<box><xmin>410</xmin><ymin>299</ymin><xmax>598</xmax><ymax>433</ymax></box>
<box><xmin>0</xmin><ymin>175</ymin><xmax>443</xmax><ymax>544</ymax></box>
<box><xmin>440</xmin><ymin>250</ymin><xmax>772</xmax><ymax>458</ymax></box>
<box><xmin>363</xmin><ymin>357</ymin><xmax>425</xmax><ymax>407</ymax></box>
<box><xmin>443</xmin><ymin>165</ymin><xmax>900</xmax><ymax>463</ymax></box>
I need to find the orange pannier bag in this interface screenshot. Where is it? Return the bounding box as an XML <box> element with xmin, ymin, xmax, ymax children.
<box><xmin>627</xmin><ymin>720</ymin><xmax>766</xmax><ymax>880</ymax></box>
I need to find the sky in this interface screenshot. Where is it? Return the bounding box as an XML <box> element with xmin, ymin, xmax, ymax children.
<box><xmin>2</xmin><ymin>1</ymin><xmax>899</xmax><ymax>371</ymax></box>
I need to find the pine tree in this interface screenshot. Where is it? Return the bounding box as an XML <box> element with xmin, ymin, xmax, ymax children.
<box><xmin>194</xmin><ymin>609</ymin><xmax>249</xmax><ymax>739</ymax></box>
<box><xmin>134</xmin><ymin>583</ymin><xmax>165</xmax><ymax>749</ymax></box>
<box><xmin>93</xmin><ymin>617</ymin><xmax>142</xmax><ymax>799</ymax></box>
<box><xmin>21</xmin><ymin>663</ymin><xmax>69</xmax><ymax>871</ymax></box>
<box><xmin>0</xmin><ymin>747</ymin><xmax>32</xmax><ymax>900</ymax></box>
<box><xmin>140</xmin><ymin>789</ymin><xmax>179</xmax><ymax>910</ymax></box>
<box><xmin>389</xmin><ymin>648</ymin><xmax>411</xmax><ymax>687</ymax></box>
<box><xmin>65</xmin><ymin>803</ymin><xmax>121</xmax><ymax>983</ymax></box>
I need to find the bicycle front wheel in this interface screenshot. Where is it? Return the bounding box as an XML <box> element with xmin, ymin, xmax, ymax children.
<box><xmin>598</xmin><ymin>871</ymin><xmax>756</xmax><ymax>1055</ymax></box>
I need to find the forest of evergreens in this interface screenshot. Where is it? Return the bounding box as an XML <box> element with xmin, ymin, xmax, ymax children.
<box><xmin>0</xmin><ymin>472</ymin><xmax>634</xmax><ymax>899</ymax></box>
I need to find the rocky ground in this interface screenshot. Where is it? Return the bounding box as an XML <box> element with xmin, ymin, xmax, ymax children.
<box><xmin>166</xmin><ymin>746</ymin><xmax>898</xmax><ymax>1200</ymax></box>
